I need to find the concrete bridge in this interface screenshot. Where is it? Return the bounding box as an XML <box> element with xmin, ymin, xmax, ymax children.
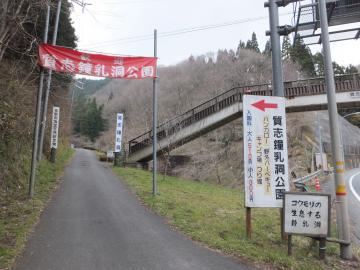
<box><xmin>128</xmin><ymin>73</ymin><xmax>360</xmax><ymax>163</ymax></box>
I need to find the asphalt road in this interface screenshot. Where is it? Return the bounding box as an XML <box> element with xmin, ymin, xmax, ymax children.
<box><xmin>322</xmin><ymin>168</ymin><xmax>360</xmax><ymax>245</ymax></box>
<box><xmin>14</xmin><ymin>149</ymin><xmax>252</xmax><ymax>270</ymax></box>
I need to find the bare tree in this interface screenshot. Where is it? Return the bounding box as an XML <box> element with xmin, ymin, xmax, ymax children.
<box><xmin>0</xmin><ymin>0</ymin><xmax>32</xmax><ymax>61</ymax></box>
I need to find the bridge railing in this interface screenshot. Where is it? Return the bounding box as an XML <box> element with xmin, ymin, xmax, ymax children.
<box><xmin>129</xmin><ymin>73</ymin><xmax>360</xmax><ymax>155</ymax></box>
<box><xmin>128</xmin><ymin>85</ymin><xmax>271</xmax><ymax>154</ymax></box>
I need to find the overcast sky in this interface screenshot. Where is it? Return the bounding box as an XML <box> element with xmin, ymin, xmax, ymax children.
<box><xmin>70</xmin><ymin>0</ymin><xmax>360</xmax><ymax>67</ymax></box>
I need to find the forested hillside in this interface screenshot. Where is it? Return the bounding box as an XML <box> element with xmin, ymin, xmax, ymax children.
<box><xmin>0</xmin><ymin>0</ymin><xmax>76</xmax><ymax>209</ymax></box>
<box><xmin>90</xmin><ymin>45</ymin><xmax>300</xmax><ymax>148</ymax></box>
<box><xmin>83</xmin><ymin>33</ymin><xmax>359</xmax><ymax>185</ymax></box>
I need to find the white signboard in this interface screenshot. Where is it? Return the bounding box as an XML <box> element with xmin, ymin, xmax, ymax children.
<box><xmin>243</xmin><ymin>95</ymin><xmax>289</xmax><ymax>208</ymax></box>
<box><xmin>114</xmin><ymin>113</ymin><xmax>123</xmax><ymax>153</ymax></box>
<box><xmin>283</xmin><ymin>193</ymin><xmax>330</xmax><ymax>236</ymax></box>
<box><xmin>50</xmin><ymin>106</ymin><xmax>60</xmax><ymax>149</ymax></box>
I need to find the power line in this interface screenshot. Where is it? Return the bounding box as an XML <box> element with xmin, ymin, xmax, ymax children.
<box><xmin>80</xmin><ymin>7</ymin><xmax>127</xmax><ymax>30</ymax></box>
<box><xmin>70</xmin><ymin>0</ymin><xmax>92</xmax><ymax>12</ymax></box>
<box><xmin>82</xmin><ymin>12</ymin><xmax>293</xmax><ymax>50</ymax></box>
<box><xmin>86</xmin><ymin>17</ymin><xmax>267</xmax><ymax>48</ymax></box>
<box><xmin>101</xmin><ymin>0</ymin><xmax>156</xmax><ymax>5</ymax></box>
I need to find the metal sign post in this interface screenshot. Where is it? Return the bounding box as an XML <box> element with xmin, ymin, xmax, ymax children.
<box><xmin>28</xmin><ymin>4</ymin><xmax>50</xmax><ymax>198</ymax></box>
<box><xmin>318</xmin><ymin>0</ymin><xmax>352</xmax><ymax>259</ymax></box>
<box><xmin>152</xmin><ymin>29</ymin><xmax>158</xmax><ymax>196</ymax></box>
<box><xmin>38</xmin><ymin>0</ymin><xmax>62</xmax><ymax>161</ymax></box>
<box><xmin>267</xmin><ymin>0</ymin><xmax>284</xmax><ymax>97</ymax></box>
<box><xmin>265</xmin><ymin>0</ymin><xmax>288</xmax><ymax>240</ymax></box>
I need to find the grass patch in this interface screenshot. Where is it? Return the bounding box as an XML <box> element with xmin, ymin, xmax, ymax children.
<box><xmin>0</xmin><ymin>145</ymin><xmax>74</xmax><ymax>269</ymax></box>
<box><xmin>113</xmin><ymin>167</ymin><xmax>360</xmax><ymax>270</ymax></box>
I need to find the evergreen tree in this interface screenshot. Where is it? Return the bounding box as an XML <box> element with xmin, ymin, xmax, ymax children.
<box><xmin>332</xmin><ymin>62</ymin><xmax>345</xmax><ymax>75</ymax></box>
<box><xmin>251</xmin><ymin>32</ymin><xmax>260</xmax><ymax>53</ymax></box>
<box><xmin>263</xmin><ymin>40</ymin><xmax>271</xmax><ymax>56</ymax></box>
<box><xmin>245</xmin><ymin>40</ymin><xmax>252</xmax><ymax>50</ymax></box>
<box><xmin>216</xmin><ymin>49</ymin><xmax>229</xmax><ymax>63</ymax></box>
<box><xmin>245</xmin><ymin>32</ymin><xmax>260</xmax><ymax>53</ymax></box>
<box><xmin>313</xmin><ymin>53</ymin><xmax>354</xmax><ymax>77</ymax></box>
<box><xmin>72</xmin><ymin>94</ymin><xmax>87</xmax><ymax>134</ymax></box>
<box><xmin>290</xmin><ymin>36</ymin><xmax>315</xmax><ymax>76</ymax></box>
<box><xmin>228</xmin><ymin>49</ymin><xmax>236</xmax><ymax>62</ymax></box>
<box><xmin>2</xmin><ymin>0</ymin><xmax>76</xmax><ymax>62</ymax></box>
<box><xmin>344</xmin><ymin>64</ymin><xmax>358</xmax><ymax>75</ymax></box>
<box><xmin>312</xmin><ymin>52</ymin><xmax>324</xmax><ymax>76</ymax></box>
<box><xmin>83</xmin><ymin>99</ymin><xmax>105</xmax><ymax>141</ymax></box>
<box><xmin>73</xmin><ymin>98</ymin><xmax>108</xmax><ymax>142</ymax></box>
<box><xmin>281</xmin><ymin>36</ymin><xmax>292</xmax><ymax>60</ymax></box>
<box><xmin>54</xmin><ymin>0</ymin><xmax>77</xmax><ymax>48</ymax></box>
<box><xmin>236</xmin><ymin>40</ymin><xmax>245</xmax><ymax>57</ymax></box>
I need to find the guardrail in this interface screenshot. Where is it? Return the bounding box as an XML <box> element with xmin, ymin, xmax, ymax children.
<box><xmin>129</xmin><ymin>73</ymin><xmax>360</xmax><ymax>155</ymax></box>
<box><xmin>293</xmin><ymin>169</ymin><xmax>323</xmax><ymax>192</ymax></box>
<box><xmin>293</xmin><ymin>169</ymin><xmax>322</xmax><ymax>184</ymax></box>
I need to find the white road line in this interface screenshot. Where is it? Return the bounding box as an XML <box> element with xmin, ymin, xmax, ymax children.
<box><xmin>349</xmin><ymin>171</ymin><xmax>360</xmax><ymax>203</ymax></box>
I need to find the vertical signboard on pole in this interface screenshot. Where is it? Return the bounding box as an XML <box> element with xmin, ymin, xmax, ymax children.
<box><xmin>243</xmin><ymin>95</ymin><xmax>289</xmax><ymax>208</ymax></box>
<box><xmin>115</xmin><ymin>113</ymin><xmax>123</xmax><ymax>153</ymax></box>
<box><xmin>50</xmin><ymin>106</ymin><xmax>60</xmax><ymax>149</ymax></box>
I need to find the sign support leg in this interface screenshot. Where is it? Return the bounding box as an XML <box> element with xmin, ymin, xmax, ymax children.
<box><xmin>319</xmin><ymin>237</ymin><xmax>326</xmax><ymax>260</ymax></box>
<box><xmin>280</xmin><ymin>208</ymin><xmax>287</xmax><ymax>241</ymax></box>
<box><xmin>114</xmin><ymin>152</ymin><xmax>120</xmax><ymax>167</ymax></box>
<box><xmin>287</xmin><ymin>234</ymin><xmax>292</xmax><ymax>256</ymax></box>
<box><xmin>50</xmin><ymin>147</ymin><xmax>56</xmax><ymax>163</ymax></box>
<box><xmin>246</xmin><ymin>207</ymin><xmax>252</xmax><ymax>239</ymax></box>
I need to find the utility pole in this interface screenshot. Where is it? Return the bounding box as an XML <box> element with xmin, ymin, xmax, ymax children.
<box><xmin>266</xmin><ymin>0</ymin><xmax>284</xmax><ymax>97</ymax></box>
<box><xmin>265</xmin><ymin>0</ymin><xmax>288</xmax><ymax>241</ymax></box>
<box><xmin>152</xmin><ymin>29</ymin><xmax>158</xmax><ymax>196</ymax></box>
<box><xmin>29</xmin><ymin>4</ymin><xmax>50</xmax><ymax>198</ymax></box>
<box><xmin>38</xmin><ymin>0</ymin><xmax>62</xmax><ymax>161</ymax></box>
<box><xmin>318</xmin><ymin>0</ymin><xmax>352</xmax><ymax>259</ymax></box>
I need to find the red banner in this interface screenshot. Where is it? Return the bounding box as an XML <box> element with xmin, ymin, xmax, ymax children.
<box><xmin>38</xmin><ymin>44</ymin><xmax>157</xmax><ymax>79</ymax></box>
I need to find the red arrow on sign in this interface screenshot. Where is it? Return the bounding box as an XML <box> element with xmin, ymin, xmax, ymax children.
<box><xmin>251</xmin><ymin>100</ymin><xmax>278</xmax><ymax>111</ymax></box>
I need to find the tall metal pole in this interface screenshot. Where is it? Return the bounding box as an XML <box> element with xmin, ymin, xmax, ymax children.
<box><xmin>152</xmin><ymin>29</ymin><xmax>158</xmax><ymax>196</ymax></box>
<box><xmin>29</xmin><ymin>4</ymin><xmax>51</xmax><ymax>198</ymax></box>
<box><xmin>38</xmin><ymin>0</ymin><xmax>62</xmax><ymax>161</ymax></box>
<box><xmin>268</xmin><ymin>0</ymin><xmax>284</xmax><ymax>97</ymax></box>
<box><xmin>267</xmin><ymin>0</ymin><xmax>286</xmax><ymax>241</ymax></box>
<box><xmin>318</xmin><ymin>0</ymin><xmax>352</xmax><ymax>259</ymax></box>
